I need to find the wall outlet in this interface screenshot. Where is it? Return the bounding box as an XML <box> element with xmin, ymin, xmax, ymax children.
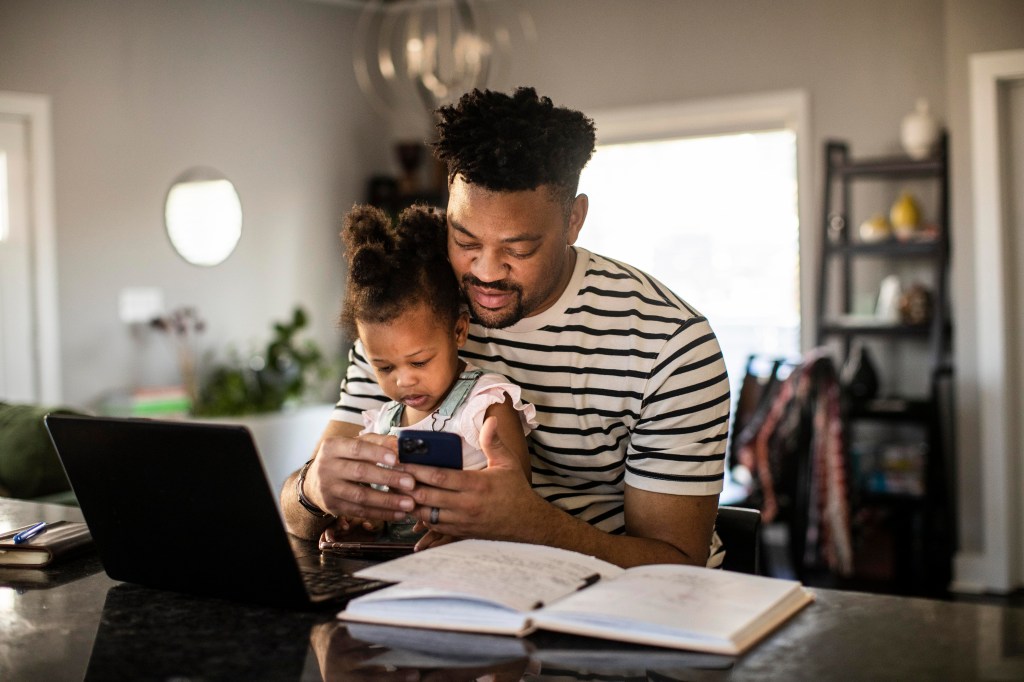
<box><xmin>119</xmin><ymin>287</ymin><xmax>164</xmax><ymax>324</ymax></box>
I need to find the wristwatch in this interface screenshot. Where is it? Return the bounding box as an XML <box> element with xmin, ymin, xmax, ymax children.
<box><xmin>296</xmin><ymin>459</ymin><xmax>333</xmax><ymax>518</ymax></box>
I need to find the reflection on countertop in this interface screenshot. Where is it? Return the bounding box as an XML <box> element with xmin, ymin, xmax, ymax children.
<box><xmin>2</xmin><ymin>497</ymin><xmax>1024</xmax><ymax>681</ymax></box>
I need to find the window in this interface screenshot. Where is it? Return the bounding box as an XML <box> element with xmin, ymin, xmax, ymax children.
<box><xmin>576</xmin><ymin>93</ymin><xmax>809</xmax><ymax>399</ymax></box>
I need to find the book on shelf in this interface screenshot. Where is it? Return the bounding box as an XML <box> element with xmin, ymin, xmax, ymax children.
<box><xmin>338</xmin><ymin>539</ymin><xmax>814</xmax><ymax>656</ymax></box>
<box><xmin>0</xmin><ymin>520</ymin><xmax>94</xmax><ymax>567</ymax></box>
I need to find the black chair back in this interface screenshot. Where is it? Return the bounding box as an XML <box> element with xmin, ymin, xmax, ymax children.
<box><xmin>716</xmin><ymin>505</ymin><xmax>762</xmax><ymax>574</ymax></box>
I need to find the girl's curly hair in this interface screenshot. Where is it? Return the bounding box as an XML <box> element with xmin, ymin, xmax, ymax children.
<box><xmin>433</xmin><ymin>87</ymin><xmax>596</xmax><ymax>211</ymax></box>
<box><xmin>339</xmin><ymin>204</ymin><xmax>462</xmax><ymax>339</ymax></box>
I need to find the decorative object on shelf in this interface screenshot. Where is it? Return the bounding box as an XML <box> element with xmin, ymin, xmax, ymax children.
<box><xmin>898</xmin><ymin>283</ymin><xmax>934</xmax><ymax>326</ymax></box>
<box><xmin>352</xmin><ymin>0</ymin><xmax>536</xmax><ymax>118</ymax></box>
<box><xmin>875</xmin><ymin>275</ymin><xmax>902</xmax><ymax>323</ymax></box>
<box><xmin>889</xmin><ymin>192</ymin><xmax>922</xmax><ymax>240</ymax></box>
<box><xmin>395</xmin><ymin>141</ymin><xmax>425</xmax><ymax>194</ymax></box>
<box><xmin>149</xmin><ymin>306</ymin><xmax>206</xmax><ymax>407</ymax></box>
<box><xmin>900</xmin><ymin>98</ymin><xmax>941</xmax><ymax>160</ymax></box>
<box><xmin>858</xmin><ymin>214</ymin><xmax>892</xmax><ymax>243</ymax></box>
<box><xmin>827</xmin><ymin>213</ymin><xmax>846</xmax><ymax>243</ymax></box>
<box><xmin>840</xmin><ymin>341</ymin><xmax>880</xmax><ymax>404</ymax></box>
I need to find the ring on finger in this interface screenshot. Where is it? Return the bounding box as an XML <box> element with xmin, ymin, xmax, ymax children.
<box><xmin>429</xmin><ymin>507</ymin><xmax>440</xmax><ymax>525</ymax></box>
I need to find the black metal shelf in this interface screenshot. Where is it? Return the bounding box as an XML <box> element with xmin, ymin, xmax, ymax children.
<box><xmin>823</xmin><ymin>240</ymin><xmax>943</xmax><ymax>257</ymax></box>
<box><xmin>815</xmin><ymin>134</ymin><xmax>954</xmax><ymax>595</ymax></box>
<box><xmin>858</xmin><ymin>490</ymin><xmax>927</xmax><ymax>506</ymax></box>
<box><xmin>819</xmin><ymin>322</ymin><xmax>930</xmax><ymax>337</ymax></box>
<box><xmin>833</xmin><ymin>153</ymin><xmax>945</xmax><ymax>179</ymax></box>
<box><xmin>847</xmin><ymin>397</ymin><xmax>932</xmax><ymax>422</ymax></box>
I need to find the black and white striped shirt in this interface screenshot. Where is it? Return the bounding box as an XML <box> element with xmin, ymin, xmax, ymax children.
<box><xmin>333</xmin><ymin>248</ymin><xmax>730</xmax><ymax>554</ymax></box>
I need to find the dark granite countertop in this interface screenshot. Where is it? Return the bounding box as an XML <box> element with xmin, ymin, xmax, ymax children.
<box><xmin>2</xmin><ymin>498</ymin><xmax>1021</xmax><ymax>681</ymax></box>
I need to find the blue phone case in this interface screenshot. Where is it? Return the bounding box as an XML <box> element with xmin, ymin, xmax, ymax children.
<box><xmin>397</xmin><ymin>430</ymin><xmax>463</xmax><ymax>469</ymax></box>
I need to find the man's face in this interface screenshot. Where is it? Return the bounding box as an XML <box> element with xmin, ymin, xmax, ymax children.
<box><xmin>446</xmin><ymin>176</ymin><xmax>585</xmax><ymax>329</ymax></box>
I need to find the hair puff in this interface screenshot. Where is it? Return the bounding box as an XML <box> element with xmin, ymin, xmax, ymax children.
<box><xmin>339</xmin><ymin>203</ymin><xmax>462</xmax><ymax>340</ymax></box>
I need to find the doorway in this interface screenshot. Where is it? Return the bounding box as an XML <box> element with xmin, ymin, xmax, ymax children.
<box><xmin>0</xmin><ymin>92</ymin><xmax>60</xmax><ymax>404</ymax></box>
<box><xmin>961</xmin><ymin>50</ymin><xmax>1024</xmax><ymax>593</ymax></box>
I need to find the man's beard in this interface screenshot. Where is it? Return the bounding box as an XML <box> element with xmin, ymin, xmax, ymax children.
<box><xmin>461</xmin><ymin>275</ymin><xmax>526</xmax><ymax>329</ymax></box>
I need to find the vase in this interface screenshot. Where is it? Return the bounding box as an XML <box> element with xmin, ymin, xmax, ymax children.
<box><xmin>900</xmin><ymin>99</ymin><xmax>940</xmax><ymax>160</ymax></box>
<box><xmin>859</xmin><ymin>214</ymin><xmax>892</xmax><ymax>243</ymax></box>
<box><xmin>889</xmin><ymin>192</ymin><xmax>921</xmax><ymax>240</ymax></box>
<box><xmin>841</xmin><ymin>342</ymin><xmax>880</xmax><ymax>403</ymax></box>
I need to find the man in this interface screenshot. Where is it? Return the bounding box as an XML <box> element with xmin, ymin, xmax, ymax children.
<box><xmin>282</xmin><ymin>87</ymin><xmax>730</xmax><ymax>568</ymax></box>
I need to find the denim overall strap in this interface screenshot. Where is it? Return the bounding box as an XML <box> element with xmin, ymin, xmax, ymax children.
<box><xmin>376</xmin><ymin>401</ymin><xmax>405</xmax><ymax>435</ymax></box>
<box><xmin>435</xmin><ymin>369</ymin><xmax>485</xmax><ymax>419</ymax></box>
<box><xmin>377</xmin><ymin>369</ymin><xmax>485</xmax><ymax>434</ymax></box>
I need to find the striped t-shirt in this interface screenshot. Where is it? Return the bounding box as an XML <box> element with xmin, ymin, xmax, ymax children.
<box><xmin>332</xmin><ymin>247</ymin><xmax>731</xmax><ymax>561</ymax></box>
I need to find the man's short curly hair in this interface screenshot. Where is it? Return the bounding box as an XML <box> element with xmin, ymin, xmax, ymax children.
<box><xmin>433</xmin><ymin>87</ymin><xmax>596</xmax><ymax>211</ymax></box>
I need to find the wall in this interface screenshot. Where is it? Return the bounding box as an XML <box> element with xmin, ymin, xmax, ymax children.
<box><xmin>0</xmin><ymin>0</ymin><xmax>385</xmax><ymax>407</ymax></box>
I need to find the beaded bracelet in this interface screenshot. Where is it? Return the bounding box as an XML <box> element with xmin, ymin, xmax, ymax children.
<box><xmin>296</xmin><ymin>459</ymin><xmax>333</xmax><ymax>518</ymax></box>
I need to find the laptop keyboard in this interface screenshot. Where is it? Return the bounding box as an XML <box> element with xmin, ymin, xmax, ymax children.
<box><xmin>301</xmin><ymin>569</ymin><xmax>391</xmax><ymax>598</ymax></box>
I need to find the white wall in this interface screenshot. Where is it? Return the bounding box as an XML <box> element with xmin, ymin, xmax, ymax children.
<box><xmin>0</xmin><ymin>0</ymin><xmax>389</xmax><ymax>407</ymax></box>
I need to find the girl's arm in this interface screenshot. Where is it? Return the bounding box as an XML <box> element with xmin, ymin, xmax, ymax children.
<box><xmin>483</xmin><ymin>395</ymin><xmax>532</xmax><ymax>479</ymax></box>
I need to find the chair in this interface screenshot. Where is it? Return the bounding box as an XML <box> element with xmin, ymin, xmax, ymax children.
<box><xmin>716</xmin><ymin>505</ymin><xmax>762</xmax><ymax>574</ymax></box>
<box><xmin>0</xmin><ymin>402</ymin><xmax>80</xmax><ymax>505</ymax></box>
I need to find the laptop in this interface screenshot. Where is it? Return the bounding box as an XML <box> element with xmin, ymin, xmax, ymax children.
<box><xmin>44</xmin><ymin>413</ymin><xmax>390</xmax><ymax>609</ymax></box>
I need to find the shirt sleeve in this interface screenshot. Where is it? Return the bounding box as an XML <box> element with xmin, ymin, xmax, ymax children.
<box><xmin>625</xmin><ymin>317</ymin><xmax>731</xmax><ymax>496</ymax></box>
<box><xmin>331</xmin><ymin>341</ymin><xmax>388</xmax><ymax>426</ymax></box>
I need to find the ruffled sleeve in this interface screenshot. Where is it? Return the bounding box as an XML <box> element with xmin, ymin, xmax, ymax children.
<box><xmin>456</xmin><ymin>373</ymin><xmax>538</xmax><ymax>453</ymax></box>
<box><xmin>359</xmin><ymin>405</ymin><xmax>381</xmax><ymax>436</ymax></box>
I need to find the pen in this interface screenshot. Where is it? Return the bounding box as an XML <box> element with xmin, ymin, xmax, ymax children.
<box><xmin>13</xmin><ymin>521</ymin><xmax>47</xmax><ymax>544</ymax></box>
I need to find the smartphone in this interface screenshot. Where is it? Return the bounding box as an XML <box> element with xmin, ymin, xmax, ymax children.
<box><xmin>319</xmin><ymin>536</ymin><xmax>416</xmax><ymax>559</ymax></box>
<box><xmin>397</xmin><ymin>430</ymin><xmax>463</xmax><ymax>469</ymax></box>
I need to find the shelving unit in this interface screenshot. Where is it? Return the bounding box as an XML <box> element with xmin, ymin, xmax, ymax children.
<box><xmin>815</xmin><ymin>134</ymin><xmax>954</xmax><ymax>595</ymax></box>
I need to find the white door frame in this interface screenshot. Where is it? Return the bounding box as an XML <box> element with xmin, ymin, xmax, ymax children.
<box><xmin>956</xmin><ymin>50</ymin><xmax>1024</xmax><ymax>593</ymax></box>
<box><xmin>0</xmin><ymin>92</ymin><xmax>61</xmax><ymax>403</ymax></box>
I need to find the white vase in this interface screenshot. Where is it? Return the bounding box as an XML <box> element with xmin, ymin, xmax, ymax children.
<box><xmin>900</xmin><ymin>99</ymin><xmax>940</xmax><ymax>160</ymax></box>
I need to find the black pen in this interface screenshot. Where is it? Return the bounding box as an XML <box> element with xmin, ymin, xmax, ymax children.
<box><xmin>13</xmin><ymin>521</ymin><xmax>47</xmax><ymax>544</ymax></box>
<box><xmin>578</xmin><ymin>573</ymin><xmax>601</xmax><ymax>590</ymax></box>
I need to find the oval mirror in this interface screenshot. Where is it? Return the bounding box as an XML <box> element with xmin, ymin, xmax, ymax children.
<box><xmin>164</xmin><ymin>167</ymin><xmax>242</xmax><ymax>266</ymax></box>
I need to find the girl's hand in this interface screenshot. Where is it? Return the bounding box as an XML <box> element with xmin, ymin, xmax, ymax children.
<box><xmin>413</xmin><ymin>527</ymin><xmax>457</xmax><ymax>551</ymax></box>
<box><xmin>322</xmin><ymin>516</ymin><xmax>383</xmax><ymax>542</ymax></box>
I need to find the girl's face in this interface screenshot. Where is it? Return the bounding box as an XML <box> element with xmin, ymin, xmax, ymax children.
<box><xmin>358</xmin><ymin>302</ymin><xmax>470</xmax><ymax>424</ymax></box>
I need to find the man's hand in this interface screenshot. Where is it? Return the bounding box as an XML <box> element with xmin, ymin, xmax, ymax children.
<box><xmin>309</xmin><ymin>431</ymin><xmax>418</xmax><ymax>520</ymax></box>
<box><xmin>400</xmin><ymin>416</ymin><xmax>718</xmax><ymax>568</ymax></box>
<box><xmin>401</xmin><ymin>416</ymin><xmax>547</xmax><ymax>543</ymax></box>
<box><xmin>283</xmin><ymin>421</ymin><xmax>418</xmax><ymax>539</ymax></box>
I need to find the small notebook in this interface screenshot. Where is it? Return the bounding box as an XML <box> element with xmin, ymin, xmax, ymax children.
<box><xmin>0</xmin><ymin>520</ymin><xmax>94</xmax><ymax>567</ymax></box>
